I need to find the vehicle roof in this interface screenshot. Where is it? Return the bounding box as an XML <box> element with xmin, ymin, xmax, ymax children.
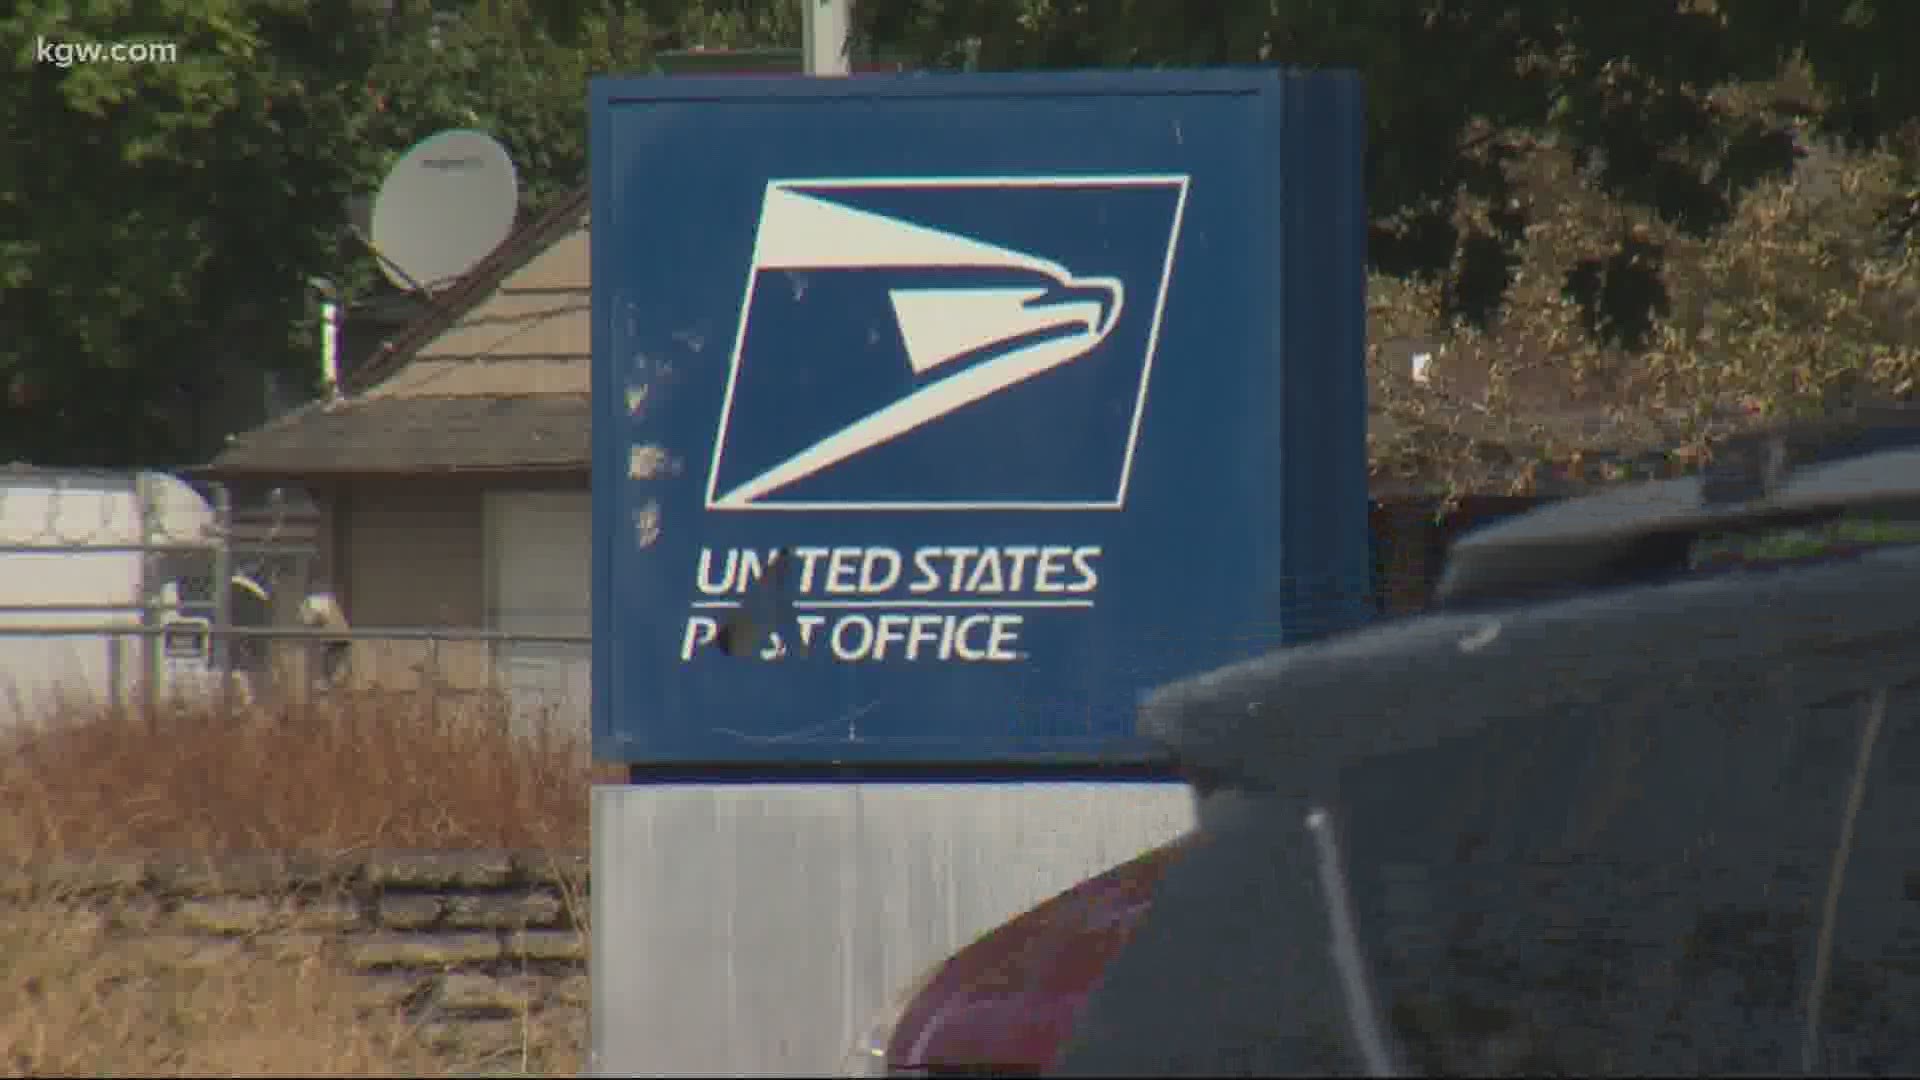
<box><xmin>1440</xmin><ymin>408</ymin><xmax>1920</xmax><ymax>601</ymax></box>
<box><xmin>1141</xmin><ymin>439</ymin><xmax>1920</xmax><ymax>791</ymax></box>
<box><xmin>1437</xmin><ymin>440</ymin><xmax>1920</xmax><ymax>606</ymax></box>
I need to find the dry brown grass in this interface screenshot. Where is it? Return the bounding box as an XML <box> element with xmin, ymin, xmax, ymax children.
<box><xmin>0</xmin><ymin>690</ymin><xmax>613</xmax><ymax>856</ymax></box>
<box><xmin>2</xmin><ymin>901</ymin><xmax>474</xmax><ymax>1077</ymax></box>
<box><xmin>0</xmin><ymin>690</ymin><xmax>615</xmax><ymax>1077</ymax></box>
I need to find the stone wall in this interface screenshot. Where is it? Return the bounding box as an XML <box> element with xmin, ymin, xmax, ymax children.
<box><xmin>2</xmin><ymin>850</ymin><xmax>590</xmax><ymax>1058</ymax></box>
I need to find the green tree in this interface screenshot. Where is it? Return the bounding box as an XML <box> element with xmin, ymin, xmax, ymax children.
<box><xmin>0</xmin><ymin>0</ymin><xmax>390</xmax><ymax>466</ymax></box>
<box><xmin>0</xmin><ymin>0</ymin><xmax>691</xmax><ymax>466</ymax></box>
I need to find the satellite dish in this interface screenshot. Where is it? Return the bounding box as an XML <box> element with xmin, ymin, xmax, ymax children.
<box><xmin>368</xmin><ymin>129</ymin><xmax>519</xmax><ymax>292</ymax></box>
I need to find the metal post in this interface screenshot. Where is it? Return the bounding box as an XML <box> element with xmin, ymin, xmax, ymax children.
<box><xmin>211</xmin><ymin>483</ymin><xmax>234</xmax><ymax>710</ymax></box>
<box><xmin>428</xmin><ymin>633</ymin><xmax>442</xmax><ymax>728</ymax></box>
<box><xmin>137</xmin><ymin>473</ymin><xmax>160</xmax><ymax>721</ymax></box>
<box><xmin>802</xmin><ymin>0</ymin><xmax>851</xmax><ymax>76</ymax></box>
<box><xmin>107</xmin><ymin>627</ymin><xmax>123</xmax><ymax>715</ymax></box>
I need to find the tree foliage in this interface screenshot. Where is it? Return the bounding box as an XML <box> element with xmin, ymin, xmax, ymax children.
<box><xmin>1366</xmin><ymin>133</ymin><xmax>1920</xmax><ymax>496</ymax></box>
<box><xmin>0</xmin><ymin>0</ymin><xmax>385</xmax><ymax>466</ymax></box>
<box><xmin>0</xmin><ymin>0</ymin><xmax>794</xmax><ymax>468</ymax></box>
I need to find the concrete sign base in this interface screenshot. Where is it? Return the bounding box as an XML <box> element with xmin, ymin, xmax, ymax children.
<box><xmin>589</xmin><ymin>782</ymin><xmax>1194</xmax><ymax>1075</ymax></box>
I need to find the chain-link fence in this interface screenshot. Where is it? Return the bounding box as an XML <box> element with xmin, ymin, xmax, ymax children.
<box><xmin>0</xmin><ymin>623</ymin><xmax>590</xmax><ymax>735</ymax></box>
<box><xmin>0</xmin><ymin>468</ymin><xmax>589</xmax><ymax>736</ymax></box>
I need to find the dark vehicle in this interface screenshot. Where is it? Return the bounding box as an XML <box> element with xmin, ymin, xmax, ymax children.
<box><xmin>856</xmin><ymin>422</ymin><xmax>1920</xmax><ymax>1076</ymax></box>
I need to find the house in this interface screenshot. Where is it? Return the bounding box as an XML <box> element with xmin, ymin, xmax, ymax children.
<box><xmin>199</xmin><ymin>187</ymin><xmax>593</xmax><ymax>721</ymax></box>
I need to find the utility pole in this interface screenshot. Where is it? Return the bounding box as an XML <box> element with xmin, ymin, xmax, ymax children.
<box><xmin>801</xmin><ymin>0</ymin><xmax>851</xmax><ymax>76</ymax></box>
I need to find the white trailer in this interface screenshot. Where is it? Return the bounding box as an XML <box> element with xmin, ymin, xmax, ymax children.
<box><xmin>0</xmin><ymin>468</ymin><xmax>249</xmax><ymax>724</ymax></box>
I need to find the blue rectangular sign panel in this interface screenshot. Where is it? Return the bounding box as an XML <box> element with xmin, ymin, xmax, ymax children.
<box><xmin>591</xmin><ymin>68</ymin><xmax>1370</xmax><ymax>765</ymax></box>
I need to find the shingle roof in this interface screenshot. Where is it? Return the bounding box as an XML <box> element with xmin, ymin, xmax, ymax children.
<box><xmin>203</xmin><ymin>394</ymin><xmax>588</xmax><ymax>476</ymax></box>
<box><xmin>347</xmin><ymin>186</ymin><xmax>591</xmax><ymax>395</ymax></box>
<box><xmin>368</xmin><ymin>355</ymin><xmax>589</xmax><ymax>399</ymax></box>
<box><xmin>202</xmin><ymin>186</ymin><xmax>593</xmax><ymax>480</ymax></box>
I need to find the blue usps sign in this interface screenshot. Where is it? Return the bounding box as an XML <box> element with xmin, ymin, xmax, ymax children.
<box><xmin>592</xmin><ymin>69</ymin><xmax>1370</xmax><ymax>766</ymax></box>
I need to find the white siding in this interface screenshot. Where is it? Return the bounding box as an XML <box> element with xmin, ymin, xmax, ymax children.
<box><xmin>485</xmin><ymin>491</ymin><xmax>590</xmax><ymax>735</ymax></box>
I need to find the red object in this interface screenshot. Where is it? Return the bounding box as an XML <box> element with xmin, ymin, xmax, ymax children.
<box><xmin>884</xmin><ymin>838</ymin><xmax>1190</xmax><ymax>1073</ymax></box>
